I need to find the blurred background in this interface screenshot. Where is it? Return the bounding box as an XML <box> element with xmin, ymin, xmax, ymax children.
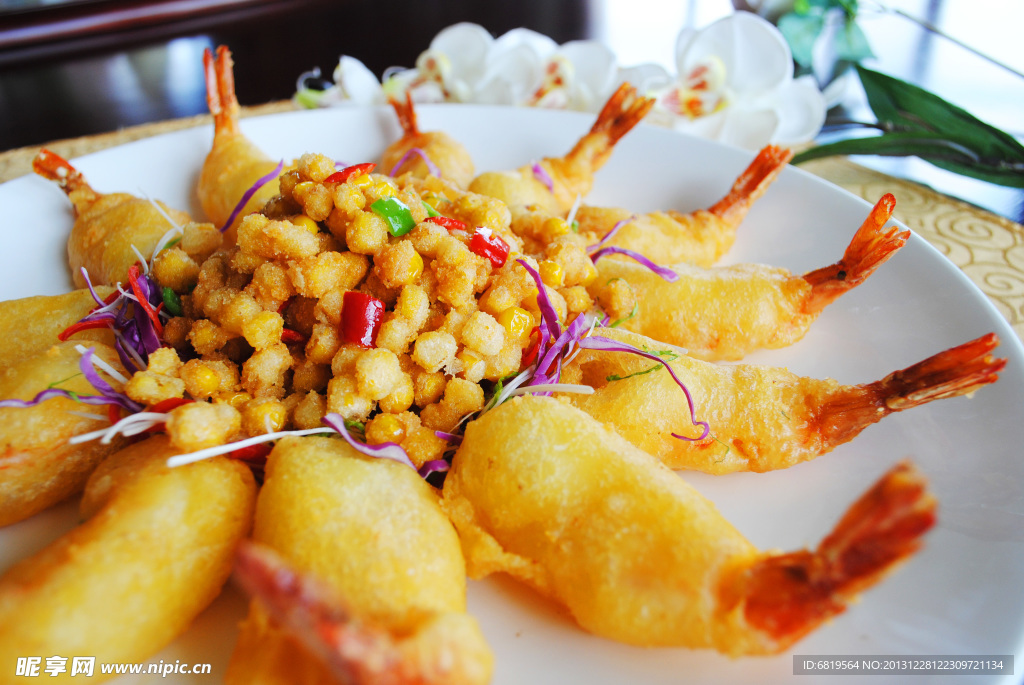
<box><xmin>0</xmin><ymin>0</ymin><xmax>1022</xmax><ymax>219</ymax></box>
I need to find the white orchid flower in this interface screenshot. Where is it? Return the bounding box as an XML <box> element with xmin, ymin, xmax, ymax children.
<box><xmin>657</xmin><ymin>11</ymin><xmax>825</xmax><ymax>149</ymax></box>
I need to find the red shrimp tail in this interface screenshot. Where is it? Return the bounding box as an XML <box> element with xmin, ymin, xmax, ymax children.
<box><xmin>389</xmin><ymin>91</ymin><xmax>421</xmax><ymax>138</ymax></box>
<box><xmin>233</xmin><ymin>541</ymin><xmax>404</xmax><ymax>684</ymax></box>
<box><xmin>567</xmin><ymin>82</ymin><xmax>655</xmax><ymax>170</ymax></box>
<box><xmin>708</xmin><ymin>145</ymin><xmax>794</xmax><ymax>225</ymax></box>
<box><xmin>32</xmin><ymin>148</ymin><xmax>98</xmax><ymax>210</ymax></box>
<box><xmin>802</xmin><ymin>194</ymin><xmax>908</xmax><ymax>314</ymax></box>
<box><xmin>873</xmin><ymin>332</ymin><xmax>1006</xmax><ymax>411</ymax></box>
<box><xmin>204</xmin><ymin>45</ymin><xmax>240</xmax><ymax>137</ymax></box>
<box><xmin>738</xmin><ymin>461</ymin><xmax>936</xmax><ymax>652</ymax></box>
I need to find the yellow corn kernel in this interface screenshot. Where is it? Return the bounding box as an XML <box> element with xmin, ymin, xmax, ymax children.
<box><xmin>293</xmin><ymin>181</ymin><xmax>316</xmax><ymax>199</ymax></box>
<box><xmin>366</xmin><ymin>413</ymin><xmax>405</xmax><ymax>445</ymax></box>
<box><xmin>223</xmin><ymin>391</ymin><xmax>252</xmax><ymax>409</ymax></box>
<box><xmin>349</xmin><ymin>173</ymin><xmax>373</xmax><ymax>189</ymax></box>
<box><xmin>497</xmin><ymin>306</ymin><xmax>532</xmax><ymax>339</ymax></box>
<box><xmin>542</xmin><ymin>217</ymin><xmax>571</xmax><ymax>239</ymax></box>
<box><xmin>539</xmin><ymin>260</ymin><xmax>565</xmax><ymax>287</ymax></box>
<box><xmin>403</xmin><ymin>251</ymin><xmax>424</xmax><ymax>285</ymax></box>
<box><xmin>580</xmin><ymin>260</ymin><xmax>598</xmax><ymax>286</ymax></box>
<box><xmin>373</xmin><ymin>179</ymin><xmax>396</xmax><ymax>198</ymax></box>
<box><xmin>290</xmin><ymin>214</ymin><xmax>319</xmax><ymax>234</ymax></box>
<box><xmin>190</xmin><ymin>366</ymin><xmax>221</xmax><ymax>397</ymax></box>
<box><xmin>242</xmin><ymin>398</ymin><xmax>288</xmax><ymax>436</ymax></box>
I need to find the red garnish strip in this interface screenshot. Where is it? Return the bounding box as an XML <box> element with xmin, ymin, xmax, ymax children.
<box><xmin>424</xmin><ymin>215</ymin><xmax>468</xmax><ymax>232</ymax></box>
<box><xmin>340</xmin><ymin>291</ymin><xmax>385</xmax><ymax>348</ymax></box>
<box><xmin>324</xmin><ymin>162</ymin><xmax>376</xmax><ymax>184</ymax></box>
<box><xmin>58</xmin><ymin>318</ymin><xmax>113</xmax><ymax>341</ymax></box>
<box><xmin>127</xmin><ymin>265</ymin><xmax>164</xmax><ymax>336</ymax></box>
<box><xmin>469</xmin><ymin>228</ymin><xmax>510</xmax><ymax>268</ymax></box>
<box><xmin>148</xmin><ymin>397</ymin><xmax>194</xmax><ymax>413</ymax></box>
<box><xmin>281</xmin><ymin>329</ymin><xmax>307</xmax><ymax>344</ymax></box>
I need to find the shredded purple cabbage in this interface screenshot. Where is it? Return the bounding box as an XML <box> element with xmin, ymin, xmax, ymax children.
<box><xmin>389</xmin><ymin>147</ymin><xmax>441</xmax><ymax>178</ymax></box>
<box><xmin>577</xmin><ymin>335</ymin><xmax>709</xmax><ymax>441</ymax></box>
<box><xmin>417</xmin><ymin>459</ymin><xmax>450</xmax><ymax>478</ymax></box>
<box><xmin>75</xmin><ymin>267</ymin><xmax>163</xmax><ymax>372</ymax></box>
<box><xmin>0</xmin><ymin>347</ymin><xmax>143</xmax><ymax>412</ymax></box>
<box><xmin>589</xmin><ymin>246</ymin><xmax>679</xmax><ymax>282</ymax></box>
<box><xmin>434</xmin><ymin>430</ymin><xmax>463</xmax><ymax>444</ymax></box>
<box><xmin>321</xmin><ymin>413</ymin><xmax>417</xmax><ymax>470</ymax></box>
<box><xmin>532</xmin><ymin>163</ymin><xmax>554</xmax><ymax>193</ymax></box>
<box><xmin>220</xmin><ymin>160</ymin><xmax>285</xmax><ymax>233</ymax></box>
<box><xmin>516</xmin><ymin>259</ymin><xmax>561</xmax><ymax>365</ymax></box>
<box><xmin>587</xmin><ymin>216</ymin><xmax>635</xmax><ymax>253</ymax></box>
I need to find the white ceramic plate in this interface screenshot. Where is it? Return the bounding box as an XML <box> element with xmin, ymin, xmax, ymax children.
<box><xmin>2</xmin><ymin>106</ymin><xmax>1023</xmax><ymax>684</ymax></box>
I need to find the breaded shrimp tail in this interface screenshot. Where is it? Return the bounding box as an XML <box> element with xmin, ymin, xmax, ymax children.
<box><xmin>32</xmin><ymin>148</ymin><xmax>99</xmax><ymax>213</ymax></box>
<box><xmin>817</xmin><ymin>332</ymin><xmax>1006</xmax><ymax>446</ymax></box>
<box><xmin>204</xmin><ymin>45</ymin><xmax>240</xmax><ymax>138</ymax></box>
<box><xmin>803</xmin><ymin>193</ymin><xmax>908</xmax><ymax>314</ymax></box>
<box><xmin>234</xmin><ymin>542</ymin><xmax>490</xmax><ymax>685</ymax></box>
<box><xmin>731</xmin><ymin>461</ymin><xmax>936</xmax><ymax>652</ymax></box>
<box><xmin>706</xmin><ymin>145</ymin><xmax>794</xmax><ymax>226</ymax></box>
<box><xmin>390</xmin><ymin>91</ymin><xmax>421</xmax><ymax>138</ymax></box>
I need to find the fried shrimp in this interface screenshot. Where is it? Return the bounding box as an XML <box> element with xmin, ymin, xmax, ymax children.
<box><xmin>32</xmin><ymin>149</ymin><xmax>200</xmax><ymax>288</ymax></box>
<box><xmin>468</xmin><ymin>83</ymin><xmax>655</xmax><ymax>216</ymax></box>
<box><xmin>574</xmin><ymin>145</ymin><xmax>794</xmax><ymax>266</ymax></box>
<box><xmin>198</xmin><ymin>46</ymin><xmax>283</xmax><ymax>241</ymax></box>
<box><xmin>441</xmin><ymin>396</ymin><xmax>936</xmax><ymax>655</ymax></box>
<box><xmin>0</xmin><ymin>288</ymin><xmax>115</xmax><ymax>367</ymax></box>
<box><xmin>0</xmin><ymin>436</ymin><xmax>255</xmax><ymax>681</ymax></box>
<box><xmin>561</xmin><ymin>328</ymin><xmax>1005</xmax><ymax>473</ymax></box>
<box><xmin>0</xmin><ymin>342</ymin><xmax>126</xmax><ymax>527</ymax></box>
<box><xmin>592</xmin><ymin>194</ymin><xmax>907</xmax><ymax>360</ymax></box>
<box><xmin>381</xmin><ymin>93</ymin><xmax>475</xmax><ymax>189</ymax></box>
<box><xmin>225</xmin><ymin>436</ymin><xmax>493</xmax><ymax>685</ymax></box>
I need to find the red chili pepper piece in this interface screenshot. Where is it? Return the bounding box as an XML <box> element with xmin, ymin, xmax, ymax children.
<box><xmin>521</xmin><ymin>326</ymin><xmax>541</xmax><ymax>367</ymax></box>
<box><xmin>149</xmin><ymin>397</ymin><xmax>194</xmax><ymax>414</ymax></box>
<box><xmin>58</xmin><ymin>318</ymin><xmax>112</xmax><ymax>341</ymax></box>
<box><xmin>324</xmin><ymin>162</ymin><xmax>376</xmax><ymax>184</ymax></box>
<box><xmin>127</xmin><ymin>265</ymin><xmax>164</xmax><ymax>336</ymax></box>
<box><xmin>228</xmin><ymin>442</ymin><xmax>273</xmax><ymax>464</ymax></box>
<box><xmin>341</xmin><ymin>291</ymin><xmax>385</xmax><ymax>348</ymax></box>
<box><xmin>424</xmin><ymin>215</ymin><xmax>468</xmax><ymax>232</ymax></box>
<box><xmin>469</xmin><ymin>230</ymin><xmax>511</xmax><ymax>268</ymax></box>
<box><xmin>281</xmin><ymin>328</ymin><xmax>307</xmax><ymax>344</ymax></box>
<box><xmin>107</xmin><ymin>404</ymin><xmax>121</xmax><ymax>425</ymax></box>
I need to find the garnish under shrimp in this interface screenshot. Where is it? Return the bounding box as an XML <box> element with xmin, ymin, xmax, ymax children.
<box><xmin>442</xmin><ymin>395</ymin><xmax>936</xmax><ymax>655</ymax></box>
<box><xmin>592</xmin><ymin>194</ymin><xmax>907</xmax><ymax>360</ymax></box>
<box><xmin>468</xmin><ymin>82</ymin><xmax>655</xmax><ymax>216</ymax></box>
<box><xmin>574</xmin><ymin>144</ymin><xmax>794</xmax><ymax>266</ymax></box>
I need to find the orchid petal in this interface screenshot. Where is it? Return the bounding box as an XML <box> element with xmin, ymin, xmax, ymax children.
<box><xmin>475</xmin><ymin>43</ymin><xmax>545</xmax><ymax>105</ymax></box>
<box><xmin>492</xmin><ymin>27</ymin><xmax>558</xmax><ymax>60</ymax></box>
<box><xmin>429</xmin><ymin>22</ymin><xmax>494</xmax><ymax>85</ymax></box>
<box><xmin>717</xmin><ymin>107</ymin><xmax>781</xmax><ymax>150</ymax></box>
<box><xmin>678</xmin><ymin>12</ymin><xmax>792</xmax><ymax>96</ymax></box>
<box><xmin>331</xmin><ymin>56</ymin><xmax>384</xmax><ymax>105</ymax></box>
<box><xmin>559</xmin><ymin>40</ymin><xmax>617</xmax><ymax>107</ymax></box>
<box><xmin>614</xmin><ymin>64</ymin><xmax>673</xmax><ymax>95</ymax></box>
<box><xmin>767</xmin><ymin>74</ymin><xmax>827</xmax><ymax>144</ymax></box>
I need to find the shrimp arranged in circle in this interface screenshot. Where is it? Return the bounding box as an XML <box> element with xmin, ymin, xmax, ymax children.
<box><xmin>442</xmin><ymin>396</ymin><xmax>936</xmax><ymax>655</ymax></box>
<box><xmin>198</xmin><ymin>46</ymin><xmax>283</xmax><ymax>242</ymax></box>
<box><xmin>469</xmin><ymin>83</ymin><xmax>655</xmax><ymax>216</ymax></box>
<box><xmin>575</xmin><ymin>145</ymin><xmax>794</xmax><ymax>266</ymax></box>
<box><xmin>592</xmin><ymin>194</ymin><xmax>907</xmax><ymax>360</ymax></box>
<box><xmin>32</xmin><ymin>149</ymin><xmax>199</xmax><ymax>288</ymax></box>
<box><xmin>381</xmin><ymin>92</ymin><xmax>475</xmax><ymax>189</ymax></box>
<box><xmin>562</xmin><ymin>328</ymin><xmax>1005</xmax><ymax>473</ymax></box>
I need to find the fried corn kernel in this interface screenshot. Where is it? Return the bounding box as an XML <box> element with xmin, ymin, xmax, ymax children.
<box><xmin>188</xmin><ymin>319</ymin><xmax>232</xmax><ymax>356</ymax></box>
<box><xmin>395</xmin><ymin>285</ymin><xmax>430</xmax><ymax>328</ymax></box>
<box><xmin>375</xmin><ymin>316</ymin><xmax>416</xmax><ymax>355</ymax></box>
<box><xmin>326</xmin><ymin>374</ymin><xmax>373</xmax><ymax>421</ymax></box>
<box><xmin>124</xmin><ymin>371</ymin><xmax>185</xmax><ymax>405</ymax></box>
<box><xmin>237</xmin><ymin>214</ymin><xmax>320</xmax><ymax>261</ymax></box>
<box><xmin>162</xmin><ymin>316</ymin><xmax>191</xmax><ymax>351</ymax></box>
<box><xmin>292</xmin><ymin>391</ymin><xmax>326</xmax><ymax>429</ymax></box>
<box><xmin>355</xmin><ymin>348</ymin><xmax>403</xmax><ymax>401</ymax></box>
<box><xmin>413</xmin><ymin>370</ymin><xmax>447</xmax><ymax>408</ymax></box>
<box><xmin>345</xmin><ymin>211</ymin><xmax>390</xmax><ymax>255</ymax></box>
<box><xmin>293</xmin><ymin>181</ymin><xmax>333</xmax><ymax>222</ymax></box>
<box><xmin>542</xmin><ymin>216</ymin><xmax>572</xmax><ymax>241</ymax></box>
<box><xmin>290</xmin><ymin>215</ymin><xmax>320</xmax><ymax>234</ymax></box>
<box><xmin>145</xmin><ymin>348</ymin><xmax>182</xmax><ymax>377</ymax></box>
<box><xmin>330</xmin><ymin>343</ymin><xmax>364</xmax><ymax>376</ymax></box>
<box><xmin>246</xmin><ymin>262</ymin><xmax>295</xmax><ymax>308</ymax></box>
<box><xmin>179</xmin><ymin>221</ymin><xmax>223</xmax><ymax>263</ymax></box>
<box><xmin>539</xmin><ymin>260</ymin><xmax>565</xmax><ymax>288</ymax></box>
<box><xmin>305</xmin><ymin>323</ymin><xmax>341</xmax><ymax>365</ymax></box>
<box><xmin>241</xmin><ymin>342</ymin><xmax>293</xmax><ymax>399</ymax></box>
<box><xmin>546</xmin><ymin>239</ymin><xmax>594</xmax><ymax>287</ymax></box>
<box><xmin>241</xmin><ymin>397</ymin><xmax>289</xmax><ymax>436</ymax></box>
<box><xmin>378</xmin><ymin>372</ymin><xmax>415</xmax><ymax>414</ymax></box>
<box><xmin>349</xmin><ymin>173</ymin><xmax>373</xmax><ymax>189</ymax></box>
<box><xmin>152</xmin><ymin>247</ymin><xmax>200</xmax><ymax>293</ymax></box>
<box><xmin>365</xmin><ymin>413</ymin><xmax>405</xmax><ymax>445</ymax></box>
<box><xmin>560</xmin><ymin>286</ymin><xmax>594</xmax><ymax>318</ymax></box>
<box><xmin>402</xmin><ymin>425</ymin><xmax>448</xmax><ymax>468</ymax></box>
<box><xmin>461</xmin><ymin>311</ymin><xmax>505</xmax><ymax>357</ymax></box>
<box><xmin>597</xmin><ymin>278</ymin><xmax>638</xmax><ymax>323</ymax></box>
<box><xmin>457</xmin><ymin>348</ymin><xmax>486</xmax><ymax>383</ymax></box>
<box><xmin>297</xmin><ymin>152</ymin><xmax>336</xmax><ymax>183</ymax></box>
<box><xmin>292</xmin><ymin>358</ymin><xmax>330</xmax><ymax>394</ymax></box>
<box><xmin>241</xmin><ymin>310</ymin><xmax>285</xmax><ymax>350</ymax></box>
<box><xmin>375</xmin><ymin>241</ymin><xmax>424</xmax><ymax>289</ymax></box>
<box><xmin>166</xmin><ymin>401</ymin><xmax>241</xmax><ymax>453</ymax></box>
<box><xmin>222</xmin><ymin>391</ymin><xmax>252</xmax><ymax>409</ymax></box>
<box><xmin>412</xmin><ymin>331</ymin><xmax>457</xmax><ymax>373</ymax></box>
<box><xmin>497</xmin><ymin>306</ymin><xmax>532</xmax><ymax>341</ymax></box>
<box><xmin>289</xmin><ymin>251</ymin><xmax>366</xmax><ymax>299</ymax></box>
<box><xmin>180</xmin><ymin>359</ymin><xmax>238</xmax><ymax>400</ymax></box>
<box><xmin>278</xmin><ymin>169</ymin><xmax>302</xmax><ymax>197</ymax></box>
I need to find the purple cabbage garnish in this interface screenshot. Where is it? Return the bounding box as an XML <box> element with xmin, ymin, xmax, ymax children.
<box><xmin>0</xmin><ymin>346</ymin><xmax>143</xmax><ymax>413</ymax></box>
<box><xmin>587</xmin><ymin>216</ymin><xmax>635</xmax><ymax>253</ymax></box>
<box><xmin>417</xmin><ymin>459</ymin><xmax>450</xmax><ymax>478</ymax></box>
<box><xmin>220</xmin><ymin>160</ymin><xmax>285</xmax><ymax>233</ymax></box>
<box><xmin>389</xmin><ymin>147</ymin><xmax>441</xmax><ymax>178</ymax></box>
<box><xmin>589</xmin><ymin>246</ymin><xmax>679</xmax><ymax>282</ymax></box>
<box><xmin>321</xmin><ymin>413</ymin><xmax>416</xmax><ymax>470</ymax></box>
<box><xmin>532</xmin><ymin>163</ymin><xmax>554</xmax><ymax>193</ymax></box>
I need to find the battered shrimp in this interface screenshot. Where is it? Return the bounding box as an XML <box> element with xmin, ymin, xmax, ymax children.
<box><xmin>381</xmin><ymin>93</ymin><xmax>475</xmax><ymax>189</ymax></box>
<box><xmin>468</xmin><ymin>83</ymin><xmax>655</xmax><ymax>216</ymax></box>
<box><xmin>0</xmin><ymin>342</ymin><xmax>126</xmax><ymax>527</ymax></box>
<box><xmin>198</xmin><ymin>45</ymin><xmax>282</xmax><ymax>242</ymax></box>
<box><xmin>32</xmin><ymin>149</ymin><xmax>196</xmax><ymax>288</ymax></box>
<box><xmin>0</xmin><ymin>436</ymin><xmax>255</xmax><ymax>682</ymax></box>
<box><xmin>0</xmin><ymin>288</ymin><xmax>115</xmax><ymax>367</ymax></box>
<box><xmin>561</xmin><ymin>328</ymin><xmax>1005</xmax><ymax>473</ymax></box>
<box><xmin>593</xmin><ymin>194</ymin><xmax>907</xmax><ymax>361</ymax></box>
<box><xmin>575</xmin><ymin>145</ymin><xmax>794</xmax><ymax>266</ymax></box>
<box><xmin>225</xmin><ymin>436</ymin><xmax>492</xmax><ymax>685</ymax></box>
<box><xmin>442</xmin><ymin>396</ymin><xmax>936</xmax><ymax>655</ymax></box>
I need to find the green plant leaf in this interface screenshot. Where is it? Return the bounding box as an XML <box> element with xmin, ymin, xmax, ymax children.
<box><xmin>793</xmin><ymin>132</ymin><xmax>1024</xmax><ymax>187</ymax></box>
<box><xmin>778</xmin><ymin>12</ymin><xmax>824</xmax><ymax>67</ymax></box>
<box><xmin>856</xmin><ymin>66</ymin><xmax>1024</xmax><ymax>163</ymax></box>
<box><xmin>834</xmin><ymin>19</ymin><xmax>874</xmax><ymax>62</ymax></box>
